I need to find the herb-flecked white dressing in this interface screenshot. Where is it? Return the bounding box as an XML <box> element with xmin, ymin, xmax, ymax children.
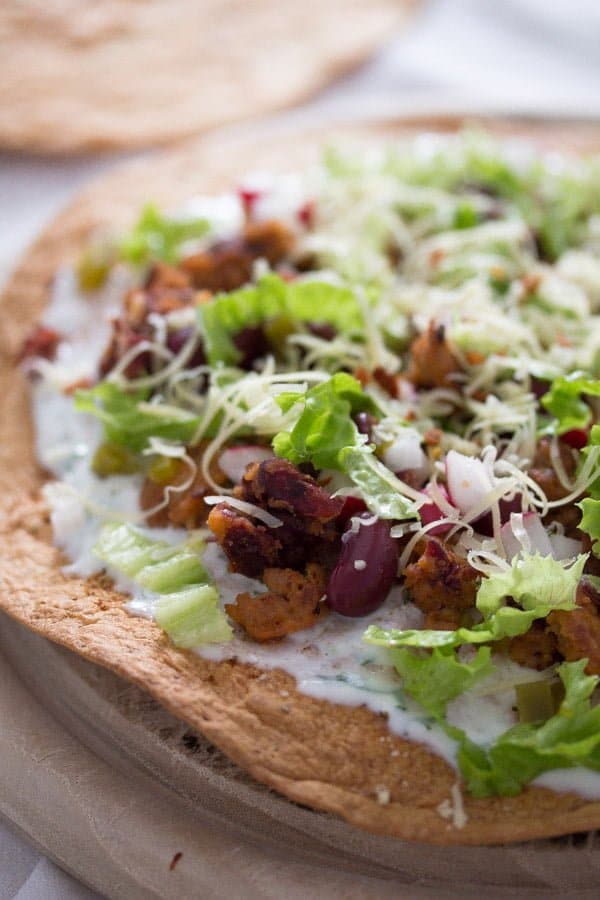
<box><xmin>32</xmin><ymin>158</ymin><xmax>600</xmax><ymax>800</ymax></box>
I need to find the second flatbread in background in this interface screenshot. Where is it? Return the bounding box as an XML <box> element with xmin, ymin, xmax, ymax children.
<box><xmin>0</xmin><ymin>0</ymin><xmax>416</xmax><ymax>154</ymax></box>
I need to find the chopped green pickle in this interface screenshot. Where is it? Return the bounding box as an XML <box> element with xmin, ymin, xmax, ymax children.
<box><xmin>263</xmin><ymin>313</ymin><xmax>297</xmax><ymax>350</ymax></box>
<box><xmin>92</xmin><ymin>441</ymin><xmax>140</xmax><ymax>477</ymax></box>
<box><xmin>515</xmin><ymin>679</ymin><xmax>561</xmax><ymax>723</ymax></box>
<box><xmin>147</xmin><ymin>454</ymin><xmax>180</xmax><ymax>484</ymax></box>
<box><xmin>76</xmin><ymin>243</ymin><xmax>114</xmax><ymax>291</ymax></box>
<box><xmin>154</xmin><ymin>586</ymin><xmax>233</xmax><ymax>647</ymax></box>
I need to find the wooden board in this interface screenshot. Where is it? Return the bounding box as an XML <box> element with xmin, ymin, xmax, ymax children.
<box><xmin>3</xmin><ymin>611</ymin><xmax>600</xmax><ymax>898</ymax></box>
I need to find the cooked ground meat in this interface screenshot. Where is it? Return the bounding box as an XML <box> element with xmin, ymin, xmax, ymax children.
<box><xmin>548</xmin><ymin>580</ymin><xmax>600</xmax><ymax>675</ymax></box>
<box><xmin>140</xmin><ymin>444</ymin><xmax>225</xmax><ymax>529</ymax></box>
<box><xmin>239</xmin><ymin>457</ymin><xmax>342</xmax><ymax>524</ymax></box>
<box><xmin>208</xmin><ymin>459</ymin><xmax>343</xmax><ymax>578</ymax></box>
<box><xmin>181</xmin><ymin>220</ymin><xmax>294</xmax><ymax>292</ymax></box>
<box><xmin>529</xmin><ymin>437</ymin><xmax>577</xmax><ymax>503</ymax></box>
<box><xmin>508</xmin><ymin>620</ymin><xmax>559</xmax><ymax>671</ymax></box>
<box><xmin>99</xmin><ymin>265</ymin><xmax>199</xmax><ymax>378</ymax></box>
<box><xmin>406</xmin><ymin>322</ymin><xmax>462</xmax><ymax>389</ymax></box>
<box><xmin>403</xmin><ymin>538</ymin><xmax>480</xmax><ymax>629</ymax></box>
<box><xmin>207</xmin><ymin>504</ymin><xmax>284</xmax><ymax>577</ymax></box>
<box><xmin>225</xmin><ymin>563</ymin><xmax>327</xmax><ymax>641</ymax></box>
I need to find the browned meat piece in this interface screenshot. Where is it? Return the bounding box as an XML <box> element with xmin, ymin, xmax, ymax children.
<box><xmin>508</xmin><ymin>621</ymin><xmax>559</xmax><ymax>671</ymax></box>
<box><xmin>181</xmin><ymin>220</ymin><xmax>294</xmax><ymax>292</ymax></box>
<box><xmin>529</xmin><ymin>437</ymin><xmax>577</xmax><ymax>503</ymax></box>
<box><xmin>225</xmin><ymin>563</ymin><xmax>327</xmax><ymax>641</ymax></box>
<box><xmin>209</xmin><ymin>459</ymin><xmax>343</xmax><ymax>578</ymax></box>
<box><xmin>144</xmin><ymin>261</ymin><xmax>191</xmax><ymax>291</ymax></box>
<box><xmin>403</xmin><ymin>539</ymin><xmax>479</xmax><ymax>630</ymax></box>
<box><xmin>140</xmin><ymin>444</ymin><xmax>225</xmax><ymax>529</ymax></box>
<box><xmin>99</xmin><ymin>273</ymin><xmax>199</xmax><ymax>378</ymax></box>
<box><xmin>406</xmin><ymin>322</ymin><xmax>462</xmax><ymax>389</ymax></box>
<box><xmin>548</xmin><ymin>580</ymin><xmax>600</xmax><ymax>675</ymax></box>
<box><xmin>18</xmin><ymin>324</ymin><xmax>61</xmax><ymax>362</ymax></box>
<box><xmin>207</xmin><ymin>504</ymin><xmax>283</xmax><ymax>577</ymax></box>
<box><xmin>239</xmin><ymin>458</ymin><xmax>342</xmax><ymax>524</ymax></box>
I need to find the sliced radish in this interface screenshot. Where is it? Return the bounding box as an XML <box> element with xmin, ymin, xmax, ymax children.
<box><xmin>501</xmin><ymin>512</ymin><xmax>554</xmax><ymax>560</ymax></box>
<box><xmin>382</xmin><ymin>430</ymin><xmax>429</xmax><ymax>483</ymax></box>
<box><xmin>445</xmin><ymin>450</ymin><xmax>495</xmax><ymax>516</ymax></box>
<box><xmin>548</xmin><ymin>533</ymin><xmax>583</xmax><ymax>561</ymax></box>
<box><xmin>419</xmin><ymin>485</ymin><xmax>456</xmax><ymax>535</ymax></box>
<box><xmin>218</xmin><ymin>445</ymin><xmax>274</xmax><ymax>484</ymax></box>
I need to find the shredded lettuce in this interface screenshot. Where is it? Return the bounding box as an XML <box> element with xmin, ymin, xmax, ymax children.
<box><xmin>272</xmin><ymin>375</ymin><xmax>416</xmax><ymax>519</ymax></box>
<box><xmin>75</xmin><ymin>382</ymin><xmax>200</xmax><ymax>452</ymax></box>
<box><xmin>453</xmin><ymin>660</ymin><xmax>600</xmax><ymax>797</ymax></box>
<box><xmin>119</xmin><ymin>203</ymin><xmax>210</xmax><ymax>266</ymax></box>
<box><xmin>272</xmin><ymin>373</ymin><xmax>375</xmax><ymax>470</ymax></box>
<box><xmin>390</xmin><ymin>646</ymin><xmax>492</xmax><ymax>718</ymax></box>
<box><xmin>578</xmin><ymin>498</ymin><xmax>600</xmax><ymax>555</ymax></box>
<box><xmin>94</xmin><ymin>524</ymin><xmax>232</xmax><ymax>645</ymax></box>
<box><xmin>365</xmin><ymin>552</ymin><xmax>586</xmax><ymax>650</ymax></box>
<box><xmin>541</xmin><ymin>373</ymin><xmax>600</xmax><ymax>435</ymax></box>
<box><xmin>198</xmin><ymin>274</ymin><xmax>363</xmax><ymax>365</ymax></box>
<box><xmin>339</xmin><ymin>447</ymin><xmax>418</xmax><ymax>520</ymax></box>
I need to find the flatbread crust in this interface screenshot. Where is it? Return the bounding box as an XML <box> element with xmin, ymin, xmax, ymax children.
<box><xmin>3</xmin><ymin>117</ymin><xmax>600</xmax><ymax>845</ymax></box>
<box><xmin>0</xmin><ymin>0</ymin><xmax>414</xmax><ymax>154</ymax></box>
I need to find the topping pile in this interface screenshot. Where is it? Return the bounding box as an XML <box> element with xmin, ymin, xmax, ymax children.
<box><xmin>24</xmin><ymin>133</ymin><xmax>600</xmax><ymax>798</ymax></box>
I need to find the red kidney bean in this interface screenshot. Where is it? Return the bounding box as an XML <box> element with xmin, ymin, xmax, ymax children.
<box><xmin>337</xmin><ymin>496</ymin><xmax>368</xmax><ymax>526</ymax></box>
<box><xmin>167</xmin><ymin>327</ymin><xmax>206</xmax><ymax>368</ymax></box>
<box><xmin>474</xmin><ymin>494</ymin><xmax>523</xmax><ymax>537</ymax></box>
<box><xmin>233</xmin><ymin>325</ymin><xmax>271</xmax><ymax>369</ymax></box>
<box><xmin>326</xmin><ymin>514</ymin><xmax>398</xmax><ymax>617</ymax></box>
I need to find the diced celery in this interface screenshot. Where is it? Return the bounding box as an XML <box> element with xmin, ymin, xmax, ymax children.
<box><xmin>154</xmin><ymin>586</ymin><xmax>232</xmax><ymax>647</ymax></box>
<box><xmin>94</xmin><ymin>523</ymin><xmax>167</xmax><ymax>577</ymax></box>
<box><xmin>137</xmin><ymin>547</ymin><xmax>208</xmax><ymax>593</ymax></box>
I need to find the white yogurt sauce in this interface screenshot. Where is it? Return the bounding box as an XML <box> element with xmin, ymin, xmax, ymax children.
<box><xmin>28</xmin><ymin>183</ymin><xmax>600</xmax><ymax>799</ymax></box>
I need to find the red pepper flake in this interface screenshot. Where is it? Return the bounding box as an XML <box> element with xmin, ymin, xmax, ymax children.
<box><xmin>238</xmin><ymin>187</ymin><xmax>261</xmax><ymax>219</ymax></box>
<box><xmin>169</xmin><ymin>851</ymin><xmax>183</xmax><ymax>871</ymax></box>
<box><xmin>297</xmin><ymin>200</ymin><xmax>315</xmax><ymax>229</ymax></box>
<box><xmin>560</xmin><ymin>428</ymin><xmax>589</xmax><ymax>450</ymax></box>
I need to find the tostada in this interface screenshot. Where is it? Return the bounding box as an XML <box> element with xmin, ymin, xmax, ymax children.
<box><xmin>4</xmin><ymin>124</ymin><xmax>600</xmax><ymax>844</ymax></box>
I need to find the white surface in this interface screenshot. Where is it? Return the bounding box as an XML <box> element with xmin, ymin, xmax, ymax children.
<box><xmin>2</xmin><ymin>0</ymin><xmax>599</xmax><ymax>896</ymax></box>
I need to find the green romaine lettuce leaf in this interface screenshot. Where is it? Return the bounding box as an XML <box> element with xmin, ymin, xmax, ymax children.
<box><xmin>365</xmin><ymin>553</ymin><xmax>586</xmax><ymax>650</ymax></box>
<box><xmin>390</xmin><ymin>646</ymin><xmax>492</xmax><ymax>718</ymax></box>
<box><xmin>338</xmin><ymin>446</ymin><xmax>418</xmax><ymax>521</ymax></box>
<box><xmin>273</xmin><ymin>374</ymin><xmax>417</xmax><ymax>520</ymax></box>
<box><xmin>578</xmin><ymin>497</ymin><xmax>600</xmax><ymax>555</ymax></box>
<box><xmin>198</xmin><ymin>274</ymin><xmax>363</xmax><ymax>365</ymax></box>
<box><xmin>75</xmin><ymin>382</ymin><xmax>200</xmax><ymax>452</ymax></box>
<box><xmin>541</xmin><ymin>373</ymin><xmax>600</xmax><ymax>435</ymax></box>
<box><xmin>119</xmin><ymin>203</ymin><xmax>210</xmax><ymax>266</ymax></box>
<box><xmin>272</xmin><ymin>373</ymin><xmax>374</xmax><ymax>471</ymax></box>
<box><xmin>452</xmin><ymin>660</ymin><xmax>600</xmax><ymax>797</ymax></box>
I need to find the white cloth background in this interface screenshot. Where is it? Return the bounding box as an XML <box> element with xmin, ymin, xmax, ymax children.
<box><xmin>1</xmin><ymin>0</ymin><xmax>599</xmax><ymax>895</ymax></box>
